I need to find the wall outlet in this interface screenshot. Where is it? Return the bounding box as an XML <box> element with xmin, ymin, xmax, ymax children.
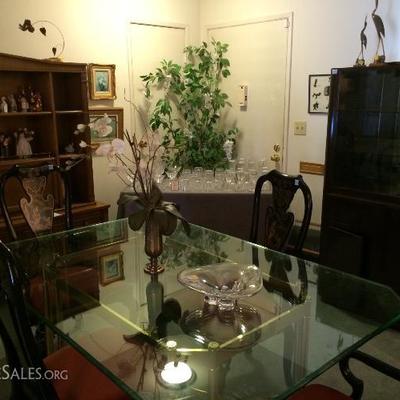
<box><xmin>294</xmin><ymin>121</ymin><xmax>307</xmax><ymax>135</ymax></box>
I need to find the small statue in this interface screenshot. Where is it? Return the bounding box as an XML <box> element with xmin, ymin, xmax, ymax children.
<box><xmin>371</xmin><ymin>0</ymin><xmax>385</xmax><ymax>64</ymax></box>
<box><xmin>355</xmin><ymin>16</ymin><xmax>368</xmax><ymax>67</ymax></box>
<box><xmin>0</xmin><ymin>134</ymin><xmax>5</xmax><ymax>157</ymax></box>
<box><xmin>7</xmin><ymin>94</ymin><xmax>17</xmax><ymax>112</ymax></box>
<box><xmin>19</xmin><ymin>90</ymin><xmax>29</xmax><ymax>112</ymax></box>
<box><xmin>0</xmin><ymin>97</ymin><xmax>8</xmax><ymax>113</ymax></box>
<box><xmin>28</xmin><ymin>86</ymin><xmax>35</xmax><ymax>110</ymax></box>
<box><xmin>32</xmin><ymin>90</ymin><xmax>43</xmax><ymax>112</ymax></box>
<box><xmin>3</xmin><ymin>135</ymin><xmax>12</xmax><ymax>157</ymax></box>
<box><xmin>15</xmin><ymin>128</ymin><xmax>34</xmax><ymax>156</ymax></box>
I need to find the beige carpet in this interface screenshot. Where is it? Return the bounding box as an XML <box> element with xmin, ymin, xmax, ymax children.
<box><xmin>314</xmin><ymin>329</ymin><xmax>400</xmax><ymax>399</ymax></box>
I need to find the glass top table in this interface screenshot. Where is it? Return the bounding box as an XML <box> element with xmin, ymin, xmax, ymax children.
<box><xmin>9</xmin><ymin>219</ymin><xmax>400</xmax><ymax>400</ymax></box>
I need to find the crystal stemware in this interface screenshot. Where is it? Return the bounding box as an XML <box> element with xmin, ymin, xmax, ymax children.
<box><xmin>165</xmin><ymin>165</ymin><xmax>180</xmax><ymax>191</ymax></box>
<box><xmin>165</xmin><ymin>165</ymin><xmax>180</xmax><ymax>180</ymax></box>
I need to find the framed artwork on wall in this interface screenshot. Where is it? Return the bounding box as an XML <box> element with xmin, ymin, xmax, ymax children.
<box><xmin>308</xmin><ymin>74</ymin><xmax>331</xmax><ymax>114</ymax></box>
<box><xmin>99</xmin><ymin>251</ymin><xmax>124</xmax><ymax>286</ymax></box>
<box><xmin>95</xmin><ymin>218</ymin><xmax>128</xmax><ymax>246</ymax></box>
<box><xmin>88</xmin><ymin>64</ymin><xmax>116</xmax><ymax>100</ymax></box>
<box><xmin>89</xmin><ymin>107</ymin><xmax>123</xmax><ymax>146</ymax></box>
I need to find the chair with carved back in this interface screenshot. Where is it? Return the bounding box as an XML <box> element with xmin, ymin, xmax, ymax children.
<box><xmin>250</xmin><ymin>169</ymin><xmax>313</xmax><ymax>256</ymax></box>
<box><xmin>0</xmin><ymin>163</ymin><xmax>74</xmax><ymax>241</ymax></box>
<box><xmin>0</xmin><ymin>162</ymin><xmax>99</xmax><ymax>342</ymax></box>
<box><xmin>0</xmin><ymin>240</ymin><xmax>129</xmax><ymax>400</ymax></box>
<box><xmin>249</xmin><ymin>170</ymin><xmax>312</xmax><ymax>391</ymax></box>
<box><xmin>249</xmin><ymin>171</ymin><xmax>400</xmax><ymax>399</ymax></box>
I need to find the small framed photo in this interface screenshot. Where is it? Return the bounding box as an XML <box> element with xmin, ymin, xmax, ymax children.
<box><xmin>308</xmin><ymin>74</ymin><xmax>331</xmax><ymax>114</ymax></box>
<box><xmin>89</xmin><ymin>107</ymin><xmax>123</xmax><ymax>145</ymax></box>
<box><xmin>88</xmin><ymin>64</ymin><xmax>116</xmax><ymax>100</ymax></box>
<box><xmin>99</xmin><ymin>251</ymin><xmax>124</xmax><ymax>286</ymax></box>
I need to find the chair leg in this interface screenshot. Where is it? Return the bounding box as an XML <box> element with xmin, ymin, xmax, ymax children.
<box><xmin>33</xmin><ymin>323</ymin><xmax>48</xmax><ymax>358</ymax></box>
<box><xmin>339</xmin><ymin>356</ymin><xmax>364</xmax><ymax>400</ymax></box>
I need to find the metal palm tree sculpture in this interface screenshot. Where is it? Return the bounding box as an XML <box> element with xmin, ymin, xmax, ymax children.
<box><xmin>372</xmin><ymin>0</ymin><xmax>386</xmax><ymax>63</ymax></box>
<box><xmin>355</xmin><ymin>16</ymin><xmax>368</xmax><ymax>66</ymax></box>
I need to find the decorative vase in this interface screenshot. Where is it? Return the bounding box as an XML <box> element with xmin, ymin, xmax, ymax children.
<box><xmin>124</xmin><ymin>184</ymin><xmax>190</xmax><ymax>276</ymax></box>
<box><xmin>143</xmin><ymin>209</ymin><xmax>176</xmax><ymax>275</ymax></box>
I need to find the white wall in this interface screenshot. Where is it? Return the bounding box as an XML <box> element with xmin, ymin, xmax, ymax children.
<box><xmin>0</xmin><ymin>0</ymin><xmax>200</xmax><ymax>218</ymax></box>
<box><xmin>200</xmin><ymin>0</ymin><xmax>400</xmax><ymax>225</ymax></box>
<box><xmin>1</xmin><ymin>0</ymin><xmax>400</xmax><ymax>225</ymax></box>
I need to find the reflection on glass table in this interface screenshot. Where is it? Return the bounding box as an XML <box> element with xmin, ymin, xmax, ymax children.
<box><xmin>8</xmin><ymin>219</ymin><xmax>400</xmax><ymax>400</ymax></box>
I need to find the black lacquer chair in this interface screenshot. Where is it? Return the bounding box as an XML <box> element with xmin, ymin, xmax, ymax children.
<box><xmin>250</xmin><ymin>169</ymin><xmax>313</xmax><ymax>256</ymax></box>
<box><xmin>0</xmin><ymin>163</ymin><xmax>75</xmax><ymax>241</ymax></box>
<box><xmin>0</xmin><ymin>161</ymin><xmax>99</xmax><ymax>348</ymax></box>
<box><xmin>0</xmin><ymin>240</ymin><xmax>129</xmax><ymax>400</ymax></box>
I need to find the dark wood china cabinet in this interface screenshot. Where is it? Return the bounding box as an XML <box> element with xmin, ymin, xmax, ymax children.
<box><xmin>320</xmin><ymin>64</ymin><xmax>400</xmax><ymax>294</ymax></box>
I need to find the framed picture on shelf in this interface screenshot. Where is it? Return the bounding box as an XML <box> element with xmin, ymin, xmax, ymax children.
<box><xmin>308</xmin><ymin>74</ymin><xmax>331</xmax><ymax>114</ymax></box>
<box><xmin>88</xmin><ymin>64</ymin><xmax>116</xmax><ymax>100</ymax></box>
<box><xmin>99</xmin><ymin>251</ymin><xmax>124</xmax><ymax>286</ymax></box>
<box><xmin>89</xmin><ymin>107</ymin><xmax>123</xmax><ymax>146</ymax></box>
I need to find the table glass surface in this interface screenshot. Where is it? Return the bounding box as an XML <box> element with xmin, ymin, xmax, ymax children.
<box><xmin>9</xmin><ymin>219</ymin><xmax>400</xmax><ymax>400</ymax></box>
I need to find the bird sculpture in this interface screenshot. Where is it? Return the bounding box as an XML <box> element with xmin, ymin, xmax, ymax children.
<box><xmin>371</xmin><ymin>0</ymin><xmax>386</xmax><ymax>64</ymax></box>
<box><xmin>355</xmin><ymin>16</ymin><xmax>368</xmax><ymax>66</ymax></box>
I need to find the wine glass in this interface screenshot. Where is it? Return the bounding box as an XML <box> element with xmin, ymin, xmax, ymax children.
<box><xmin>225</xmin><ymin>171</ymin><xmax>236</xmax><ymax>191</ymax></box>
<box><xmin>165</xmin><ymin>165</ymin><xmax>180</xmax><ymax>191</ymax></box>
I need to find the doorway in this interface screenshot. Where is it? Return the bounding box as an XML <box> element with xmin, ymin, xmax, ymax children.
<box><xmin>206</xmin><ymin>14</ymin><xmax>292</xmax><ymax>170</ymax></box>
<box><xmin>128</xmin><ymin>22</ymin><xmax>188</xmax><ymax>133</ymax></box>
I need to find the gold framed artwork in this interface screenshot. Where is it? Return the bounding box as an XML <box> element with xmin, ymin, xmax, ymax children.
<box><xmin>99</xmin><ymin>251</ymin><xmax>124</xmax><ymax>286</ymax></box>
<box><xmin>89</xmin><ymin>107</ymin><xmax>123</xmax><ymax>146</ymax></box>
<box><xmin>88</xmin><ymin>64</ymin><xmax>116</xmax><ymax>100</ymax></box>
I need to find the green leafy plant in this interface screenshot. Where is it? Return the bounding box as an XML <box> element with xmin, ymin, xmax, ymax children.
<box><xmin>140</xmin><ymin>39</ymin><xmax>238</xmax><ymax>170</ymax></box>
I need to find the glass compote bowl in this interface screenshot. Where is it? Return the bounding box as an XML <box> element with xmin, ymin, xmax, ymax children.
<box><xmin>177</xmin><ymin>263</ymin><xmax>263</xmax><ymax>311</ymax></box>
<box><xmin>178</xmin><ymin>263</ymin><xmax>263</xmax><ymax>349</ymax></box>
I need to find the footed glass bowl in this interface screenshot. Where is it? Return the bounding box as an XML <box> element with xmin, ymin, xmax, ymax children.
<box><xmin>177</xmin><ymin>263</ymin><xmax>263</xmax><ymax>311</ymax></box>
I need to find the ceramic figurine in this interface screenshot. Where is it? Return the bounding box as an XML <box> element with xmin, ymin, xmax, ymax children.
<box><xmin>3</xmin><ymin>135</ymin><xmax>12</xmax><ymax>157</ymax></box>
<box><xmin>0</xmin><ymin>134</ymin><xmax>5</xmax><ymax>157</ymax></box>
<box><xmin>19</xmin><ymin>92</ymin><xmax>29</xmax><ymax>112</ymax></box>
<box><xmin>0</xmin><ymin>97</ymin><xmax>8</xmax><ymax>113</ymax></box>
<box><xmin>31</xmin><ymin>90</ymin><xmax>43</xmax><ymax>112</ymax></box>
<box><xmin>15</xmin><ymin>128</ymin><xmax>33</xmax><ymax>156</ymax></box>
<box><xmin>7</xmin><ymin>94</ymin><xmax>17</xmax><ymax>112</ymax></box>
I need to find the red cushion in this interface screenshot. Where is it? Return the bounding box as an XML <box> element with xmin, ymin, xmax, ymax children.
<box><xmin>289</xmin><ymin>384</ymin><xmax>351</xmax><ymax>400</ymax></box>
<box><xmin>44</xmin><ymin>345</ymin><xmax>129</xmax><ymax>400</ymax></box>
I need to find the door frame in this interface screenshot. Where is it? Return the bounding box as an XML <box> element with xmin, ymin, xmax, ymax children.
<box><xmin>203</xmin><ymin>13</ymin><xmax>293</xmax><ymax>172</ymax></box>
<box><xmin>127</xmin><ymin>21</ymin><xmax>190</xmax><ymax>133</ymax></box>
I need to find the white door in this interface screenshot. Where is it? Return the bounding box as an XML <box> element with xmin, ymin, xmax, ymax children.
<box><xmin>207</xmin><ymin>17</ymin><xmax>291</xmax><ymax>170</ymax></box>
<box><xmin>129</xmin><ymin>23</ymin><xmax>187</xmax><ymax>133</ymax></box>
